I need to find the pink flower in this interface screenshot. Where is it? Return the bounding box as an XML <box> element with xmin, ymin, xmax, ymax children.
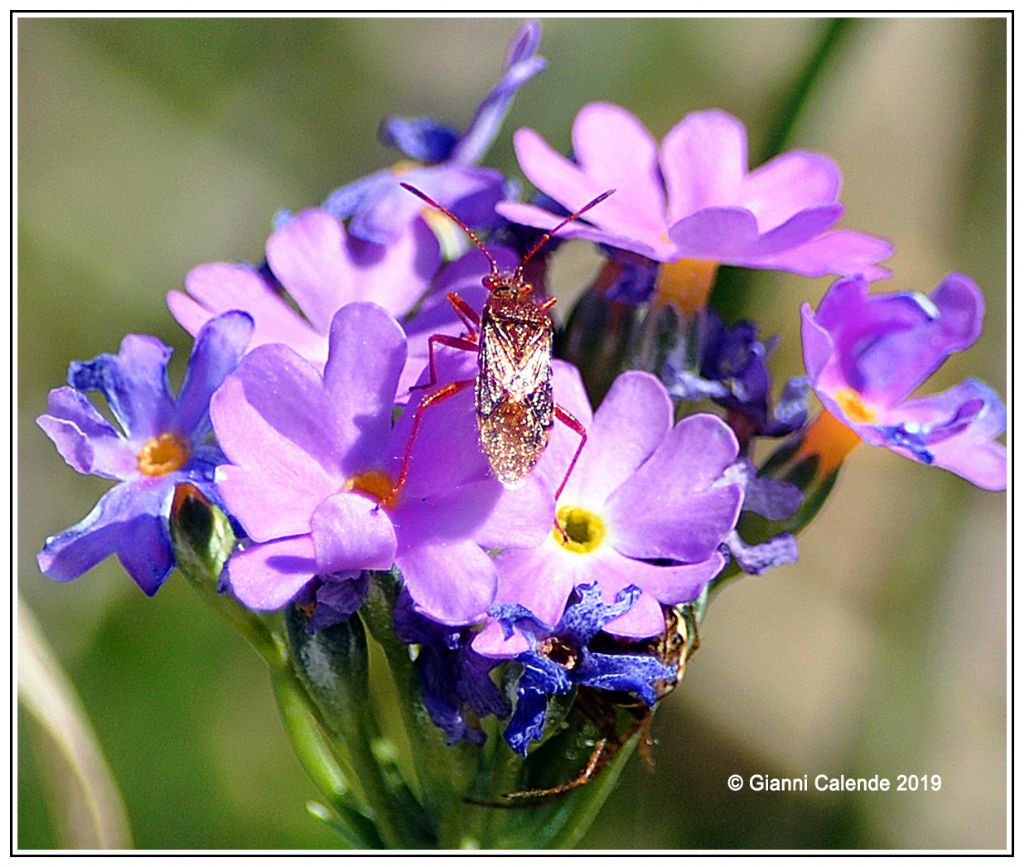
<box><xmin>473</xmin><ymin>363</ymin><xmax>743</xmax><ymax>657</ymax></box>
<box><xmin>499</xmin><ymin>103</ymin><xmax>892</xmax><ymax>295</ymax></box>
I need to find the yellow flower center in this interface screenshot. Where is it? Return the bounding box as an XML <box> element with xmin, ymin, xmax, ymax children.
<box><xmin>345</xmin><ymin>469</ymin><xmax>398</xmax><ymax>509</ymax></box>
<box><xmin>552</xmin><ymin>505</ymin><xmax>606</xmax><ymax>554</ymax></box>
<box><xmin>833</xmin><ymin>387</ymin><xmax>878</xmax><ymax>424</ymax></box>
<box><xmin>654</xmin><ymin>258</ymin><xmax>719</xmax><ymax>315</ymax></box>
<box><xmin>137</xmin><ymin>433</ymin><xmax>190</xmax><ymax>477</ymax></box>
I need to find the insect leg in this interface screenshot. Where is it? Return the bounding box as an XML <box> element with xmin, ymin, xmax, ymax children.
<box><xmin>549</xmin><ymin>405</ymin><xmax>588</xmax><ymax>540</ymax></box>
<box><xmin>446</xmin><ymin>291</ymin><xmax>481</xmax><ymax>335</ymax></box>
<box><xmin>537</xmin><ymin>296</ymin><xmax>557</xmax><ymax>312</ymax></box>
<box><xmin>501</xmin><ymin>738</ymin><xmax>612</xmax><ymax>804</ymax></box>
<box><xmin>389</xmin><ymin>379</ymin><xmax>474</xmax><ymax>503</ymax></box>
<box><xmin>552</xmin><ymin>405</ymin><xmax>587</xmax><ymax>502</ymax></box>
<box><xmin>410</xmin><ymin>333</ymin><xmax>479</xmax><ymax>393</ymax></box>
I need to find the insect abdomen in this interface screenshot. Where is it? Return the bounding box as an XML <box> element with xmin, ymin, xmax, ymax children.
<box><xmin>478</xmin><ymin>402</ymin><xmax>551</xmax><ymax>487</ymax></box>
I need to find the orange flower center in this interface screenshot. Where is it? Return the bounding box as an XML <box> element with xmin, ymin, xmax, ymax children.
<box><xmin>346</xmin><ymin>469</ymin><xmax>398</xmax><ymax>509</ymax></box>
<box><xmin>654</xmin><ymin>258</ymin><xmax>719</xmax><ymax>315</ymax></box>
<box><xmin>795</xmin><ymin>410</ymin><xmax>863</xmax><ymax>477</ymax></box>
<box><xmin>833</xmin><ymin>387</ymin><xmax>878</xmax><ymax>424</ymax></box>
<box><xmin>137</xmin><ymin>433</ymin><xmax>190</xmax><ymax>477</ymax></box>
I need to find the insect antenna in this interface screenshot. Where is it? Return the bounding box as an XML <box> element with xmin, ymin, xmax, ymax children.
<box><xmin>400</xmin><ymin>182</ymin><xmax>500</xmax><ymax>276</ymax></box>
<box><xmin>514</xmin><ymin>188</ymin><xmax>615</xmax><ymax>279</ymax></box>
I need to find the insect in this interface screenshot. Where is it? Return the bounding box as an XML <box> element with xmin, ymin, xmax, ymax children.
<box><xmin>499</xmin><ymin>603</ymin><xmax>701</xmax><ymax>805</ymax></box>
<box><xmin>389</xmin><ymin>183</ymin><xmax>615</xmax><ymax>509</ymax></box>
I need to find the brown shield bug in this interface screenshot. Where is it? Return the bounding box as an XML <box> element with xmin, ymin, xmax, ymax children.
<box><xmin>389</xmin><ymin>183</ymin><xmax>614</xmax><ymax>513</ymax></box>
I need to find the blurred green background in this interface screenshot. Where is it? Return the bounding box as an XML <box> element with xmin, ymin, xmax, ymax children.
<box><xmin>18</xmin><ymin>17</ymin><xmax>1007</xmax><ymax>850</ymax></box>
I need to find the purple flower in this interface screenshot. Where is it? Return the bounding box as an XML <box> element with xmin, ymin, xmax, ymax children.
<box><xmin>663</xmin><ymin>310</ymin><xmax>809</xmax><ymax>441</ymax></box>
<box><xmin>491</xmin><ymin>583</ymin><xmax>678</xmax><ymax>756</ymax></box>
<box><xmin>37</xmin><ymin>312</ymin><xmax>254</xmax><ymax>594</ymax></box>
<box><xmin>211</xmin><ymin>302</ymin><xmax>553</xmax><ymax>625</ymax></box>
<box><xmin>393</xmin><ymin>590</ymin><xmax>510</xmax><ymax>746</ymax></box>
<box><xmin>473</xmin><ymin>364</ymin><xmax>743</xmax><ymax>656</ymax></box>
<box><xmin>169</xmin><ymin>208</ymin><xmax>518</xmax><ymax>396</ymax></box>
<box><xmin>498</xmin><ymin>103</ymin><xmax>893</xmax><ymax>310</ymax></box>
<box><xmin>801</xmin><ymin>274</ymin><xmax>1006</xmax><ymax>490</ymax></box>
<box><xmin>168</xmin><ymin>208</ymin><xmax>439</xmax><ymax>375</ymax></box>
<box><xmin>321</xmin><ymin>21</ymin><xmax>545</xmax><ymax>244</ymax></box>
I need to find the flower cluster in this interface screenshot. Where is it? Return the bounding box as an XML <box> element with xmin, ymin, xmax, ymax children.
<box><xmin>36</xmin><ymin>19</ymin><xmax>1005</xmax><ymax>848</ymax></box>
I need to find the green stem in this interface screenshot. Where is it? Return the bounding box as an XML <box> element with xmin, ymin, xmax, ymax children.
<box><xmin>271</xmin><ymin>673</ymin><xmax>383</xmax><ymax>849</ymax></box>
<box><xmin>179</xmin><ymin>566</ymin><xmax>285</xmax><ymax>668</ymax></box>
<box><xmin>283</xmin><ymin>607</ymin><xmax>424</xmax><ymax>849</ymax></box>
<box><xmin>546</xmin><ymin>736</ymin><xmax>640</xmax><ymax>849</ymax></box>
<box><xmin>360</xmin><ymin>574</ymin><xmax>477</xmax><ymax>849</ymax></box>
<box><xmin>710</xmin><ymin>18</ymin><xmax>861</xmax><ymax>321</ymax></box>
<box><xmin>758</xmin><ymin>18</ymin><xmax>859</xmax><ymax>162</ymax></box>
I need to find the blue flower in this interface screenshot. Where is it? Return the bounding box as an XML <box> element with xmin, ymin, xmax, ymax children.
<box><xmin>663</xmin><ymin>309</ymin><xmax>809</xmax><ymax>441</ymax></box>
<box><xmin>320</xmin><ymin>20</ymin><xmax>546</xmax><ymax>244</ymax></box>
<box><xmin>393</xmin><ymin>591</ymin><xmax>510</xmax><ymax>746</ymax></box>
<box><xmin>37</xmin><ymin>312</ymin><xmax>253</xmax><ymax>594</ymax></box>
<box><xmin>715</xmin><ymin>459</ymin><xmax>801</xmax><ymax>576</ymax></box>
<box><xmin>491</xmin><ymin>583</ymin><xmax>678</xmax><ymax>756</ymax></box>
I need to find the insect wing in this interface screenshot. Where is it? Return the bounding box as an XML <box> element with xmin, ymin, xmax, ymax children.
<box><xmin>476</xmin><ymin>308</ymin><xmax>554</xmax><ymax>486</ymax></box>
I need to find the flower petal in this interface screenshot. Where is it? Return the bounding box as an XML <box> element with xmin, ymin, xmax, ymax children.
<box><xmin>68</xmin><ymin>335</ymin><xmax>176</xmax><ymax>443</ymax></box>
<box><xmin>175</xmin><ymin>311</ymin><xmax>253</xmax><ymax>437</ymax></box>
<box><xmin>469</xmin><ymin>473</ymin><xmax>554</xmax><ymax>549</ymax></box>
<box><xmin>513</xmin><ymin>126</ymin><xmax>608</xmax><ymax>219</ymax></box>
<box><xmin>380</xmin><ymin>116</ymin><xmax>460</xmax><ymax>163</ymax></box>
<box><xmin>38</xmin><ymin>387</ymin><xmax>136</xmax><ymax>479</ymax></box>
<box><xmin>210</xmin><ymin>362</ymin><xmax>338</xmax><ymax>542</ymax></box>
<box><xmin>473</xmin><ymin>542</ymin><xmax>579</xmax><ymax>657</ymax></box>
<box><xmin>608</xmin><ymin>483</ymin><xmax>742</xmax><ymax>564</ymax></box>
<box><xmin>856</xmin><ymin>273</ymin><xmax>985</xmax><ymax>405</ymax></box>
<box><xmin>169</xmin><ymin>263</ymin><xmax>326</xmax><ymax>362</ymax></box>
<box><xmin>395</xmin><ymin>473</ymin><xmax>552</xmax><ymax>552</ymax></box>
<box><xmin>38</xmin><ymin>481</ymin><xmax>174</xmax><ymax>595</ymax></box>
<box><xmin>395</xmin><ymin>536</ymin><xmax>498</xmax><ymax>626</ymax></box>
<box><xmin>223</xmin><ymin>535</ymin><xmax>318</xmax><ymax>611</ymax></box>
<box><xmin>739</xmin><ymin>150</ymin><xmax>841</xmax><ymax>229</ymax></box>
<box><xmin>322</xmin><ymin>303</ymin><xmax>407</xmax><ymax>473</ymax></box>
<box><xmin>451</xmin><ymin>18</ymin><xmax>546</xmax><ymax>166</ymax></box>
<box><xmin>495</xmin><ymin>201</ymin><xmax>664</xmax><ymax>259</ymax></box>
<box><xmin>347</xmin><ymin>218</ymin><xmax>441</xmax><ymax>316</ymax></box>
<box><xmin>667</xmin><ymin>207</ymin><xmax>760</xmax><ymax>259</ymax></box>
<box><xmin>894</xmin><ymin>379</ymin><xmax>1007</xmax><ymax>490</ymax></box>
<box><xmin>570</xmin><ymin>102</ymin><xmax>665</xmax><ymax>235</ymax></box>
<box><xmin>604</xmin><ymin>416</ymin><xmax>741</xmax><ymax>563</ymax></box>
<box><xmin>753</xmin><ymin>229</ymin><xmax>893</xmax><ymax>280</ymax></box>
<box><xmin>265</xmin><ymin>209</ymin><xmax>356</xmax><ymax>334</ymax></box>
<box><xmin>385</xmin><ymin>375</ymin><xmax>488</xmax><ymax>501</ymax></box>
<box><xmin>310</xmin><ymin>492</ymin><xmax>397</xmax><ymax>574</ymax></box>
<box><xmin>589</xmin><ymin>549</ymin><xmax>725</xmax><ymax>638</ymax></box>
<box><xmin>568</xmin><ymin>371</ymin><xmax>672</xmax><ymax>509</ymax></box>
<box><xmin>350</xmin><ymin>165</ymin><xmax>504</xmax><ymax>245</ymax></box>
<box><xmin>661</xmin><ymin>109</ymin><xmax>747</xmax><ymax>222</ymax></box>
